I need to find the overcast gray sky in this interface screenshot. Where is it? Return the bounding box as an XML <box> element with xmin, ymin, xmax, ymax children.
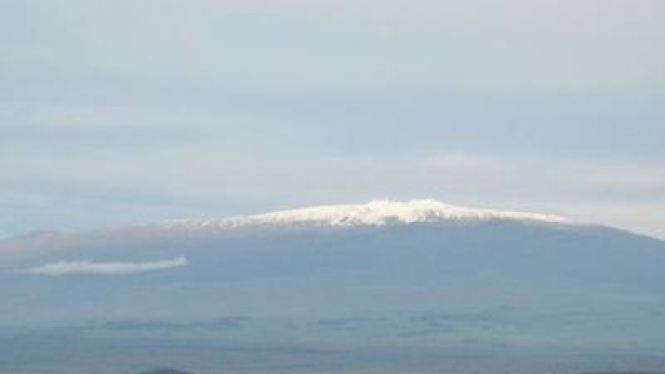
<box><xmin>1</xmin><ymin>0</ymin><xmax>664</xmax><ymax>238</ymax></box>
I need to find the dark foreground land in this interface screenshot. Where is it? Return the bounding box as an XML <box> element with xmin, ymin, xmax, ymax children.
<box><xmin>2</xmin><ymin>318</ymin><xmax>665</xmax><ymax>374</ymax></box>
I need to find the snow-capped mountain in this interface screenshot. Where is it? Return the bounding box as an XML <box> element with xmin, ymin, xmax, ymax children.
<box><xmin>159</xmin><ymin>199</ymin><xmax>572</xmax><ymax>229</ymax></box>
<box><xmin>0</xmin><ymin>199</ymin><xmax>664</xmax><ymax>334</ymax></box>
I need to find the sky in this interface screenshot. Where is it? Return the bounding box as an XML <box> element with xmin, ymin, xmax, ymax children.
<box><xmin>1</xmin><ymin>0</ymin><xmax>664</xmax><ymax>238</ymax></box>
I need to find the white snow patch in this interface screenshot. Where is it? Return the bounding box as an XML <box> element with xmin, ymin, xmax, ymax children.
<box><xmin>28</xmin><ymin>257</ymin><xmax>187</xmax><ymax>276</ymax></box>
<box><xmin>162</xmin><ymin>199</ymin><xmax>571</xmax><ymax>229</ymax></box>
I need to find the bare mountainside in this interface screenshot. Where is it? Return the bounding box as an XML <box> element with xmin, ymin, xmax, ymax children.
<box><xmin>1</xmin><ymin>200</ymin><xmax>665</xmax><ymax>373</ymax></box>
<box><xmin>0</xmin><ymin>199</ymin><xmax>664</xmax><ymax>325</ymax></box>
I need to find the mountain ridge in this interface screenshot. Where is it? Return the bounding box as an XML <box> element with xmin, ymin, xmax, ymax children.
<box><xmin>154</xmin><ymin>199</ymin><xmax>573</xmax><ymax>231</ymax></box>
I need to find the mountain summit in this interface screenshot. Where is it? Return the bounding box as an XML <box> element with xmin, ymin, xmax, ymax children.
<box><xmin>161</xmin><ymin>199</ymin><xmax>571</xmax><ymax>229</ymax></box>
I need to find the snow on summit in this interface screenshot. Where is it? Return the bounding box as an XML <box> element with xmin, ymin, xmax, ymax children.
<box><xmin>163</xmin><ymin>199</ymin><xmax>571</xmax><ymax>229</ymax></box>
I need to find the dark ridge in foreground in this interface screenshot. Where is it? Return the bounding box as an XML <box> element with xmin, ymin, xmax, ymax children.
<box><xmin>141</xmin><ymin>369</ymin><xmax>193</xmax><ymax>374</ymax></box>
<box><xmin>582</xmin><ymin>372</ymin><xmax>665</xmax><ymax>374</ymax></box>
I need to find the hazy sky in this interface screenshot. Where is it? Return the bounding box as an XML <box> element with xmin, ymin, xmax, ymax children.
<box><xmin>1</xmin><ymin>0</ymin><xmax>664</xmax><ymax>238</ymax></box>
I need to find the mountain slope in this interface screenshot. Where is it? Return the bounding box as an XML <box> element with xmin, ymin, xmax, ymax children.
<box><xmin>0</xmin><ymin>199</ymin><xmax>663</xmax><ymax>329</ymax></box>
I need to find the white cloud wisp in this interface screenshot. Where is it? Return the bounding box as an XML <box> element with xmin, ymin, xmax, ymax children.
<box><xmin>27</xmin><ymin>257</ymin><xmax>187</xmax><ymax>276</ymax></box>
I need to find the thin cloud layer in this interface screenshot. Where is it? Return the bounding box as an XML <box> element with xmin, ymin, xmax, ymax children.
<box><xmin>28</xmin><ymin>257</ymin><xmax>187</xmax><ymax>276</ymax></box>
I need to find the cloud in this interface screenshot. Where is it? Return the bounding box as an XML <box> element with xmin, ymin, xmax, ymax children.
<box><xmin>27</xmin><ymin>257</ymin><xmax>187</xmax><ymax>276</ymax></box>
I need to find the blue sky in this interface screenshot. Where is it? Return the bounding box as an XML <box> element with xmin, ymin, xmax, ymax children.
<box><xmin>1</xmin><ymin>0</ymin><xmax>664</xmax><ymax>238</ymax></box>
